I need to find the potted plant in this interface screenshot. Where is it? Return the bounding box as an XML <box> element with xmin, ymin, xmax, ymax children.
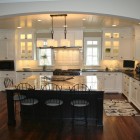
<box><xmin>41</xmin><ymin>54</ymin><xmax>47</xmax><ymax>71</ymax></box>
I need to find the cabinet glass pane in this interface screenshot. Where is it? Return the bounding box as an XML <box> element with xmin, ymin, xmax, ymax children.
<box><xmin>113</xmin><ymin>41</ymin><xmax>119</xmax><ymax>47</ymax></box>
<box><xmin>27</xmin><ymin>34</ymin><xmax>32</xmax><ymax>39</ymax></box>
<box><xmin>113</xmin><ymin>49</ymin><xmax>119</xmax><ymax>56</ymax></box>
<box><xmin>105</xmin><ymin>33</ymin><xmax>111</xmax><ymax>38</ymax></box>
<box><xmin>20</xmin><ymin>34</ymin><xmax>25</xmax><ymax>39</ymax></box>
<box><xmin>113</xmin><ymin>33</ymin><xmax>119</xmax><ymax>38</ymax></box>
<box><xmin>105</xmin><ymin>41</ymin><xmax>111</xmax><ymax>47</ymax></box>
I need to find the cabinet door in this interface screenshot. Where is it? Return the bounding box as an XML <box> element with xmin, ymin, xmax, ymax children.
<box><xmin>16</xmin><ymin>72</ymin><xmax>32</xmax><ymax>83</ymax></box>
<box><xmin>119</xmin><ymin>38</ymin><xmax>133</xmax><ymax>60</ymax></box>
<box><xmin>0</xmin><ymin>39</ymin><xmax>7</xmax><ymax>59</ymax></box>
<box><xmin>104</xmin><ymin>73</ymin><xmax>116</xmax><ymax>92</ymax></box>
<box><xmin>18</xmin><ymin>30</ymin><xmax>35</xmax><ymax>60</ymax></box>
<box><xmin>0</xmin><ymin>31</ymin><xmax>15</xmax><ymax>60</ymax></box>
<box><xmin>0</xmin><ymin>71</ymin><xmax>16</xmax><ymax>91</ymax></box>
<box><xmin>102</xmin><ymin>30</ymin><xmax>120</xmax><ymax>60</ymax></box>
<box><xmin>115</xmin><ymin>73</ymin><xmax>122</xmax><ymax>93</ymax></box>
<box><xmin>136</xmin><ymin>83</ymin><xmax>140</xmax><ymax>110</ymax></box>
<box><xmin>134</xmin><ymin>39</ymin><xmax>140</xmax><ymax>61</ymax></box>
<box><xmin>130</xmin><ymin>79</ymin><xmax>137</xmax><ymax>104</ymax></box>
<box><xmin>122</xmin><ymin>74</ymin><xmax>130</xmax><ymax>99</ymax></box>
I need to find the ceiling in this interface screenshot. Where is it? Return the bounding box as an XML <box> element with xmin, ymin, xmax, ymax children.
<box><xmin>0</xmin><ymin>13</ymin><xmax>139</xmax><ymax>30</ymax></box>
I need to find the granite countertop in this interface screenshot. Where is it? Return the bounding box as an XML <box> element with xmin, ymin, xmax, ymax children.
<box><xmin>16</xmin><ymin>69</ymin><xmax>54</xmax><ymax>72</ymax></box>
<box><xmin>16</xmin><ymin>69</ymin><xmax>140</xmax><ymax>81</ymax></box>
<box><xmin>123</xmin><ymin>71</ymin><xmax>140</xmax><ymax>81</ymax></box>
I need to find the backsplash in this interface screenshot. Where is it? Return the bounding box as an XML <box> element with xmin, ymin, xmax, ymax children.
<box><xmin>16</xmin><ymin>50</ymin><xmax>138</xmax><ymax>71</ymax></box>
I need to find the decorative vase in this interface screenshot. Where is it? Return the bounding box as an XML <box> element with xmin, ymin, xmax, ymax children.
<box><xmin>43</xmin><ymin>65</ymin><xmax>46</xmax><ymax>71</ymax></box>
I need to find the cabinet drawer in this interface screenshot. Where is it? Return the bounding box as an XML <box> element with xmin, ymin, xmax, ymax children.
<box><xmin>0</xmin><ymin>71</ymin><xmax>15</xmax><ymax>77</ymax></box>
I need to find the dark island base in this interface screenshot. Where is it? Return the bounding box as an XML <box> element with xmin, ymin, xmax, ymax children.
<box><xmin>7</xmin><ymin>90</ymin><xmax>104</xmax><ymax>127</ymax></box>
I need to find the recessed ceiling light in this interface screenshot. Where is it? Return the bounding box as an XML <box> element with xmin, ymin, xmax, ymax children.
<box><xmin>82</xmin><ymin>18</ymin><xmax>86</xmax><ymax>21</ymax></box>
<box><xmin>112</xmin><ymin>24</ymin><xmax>117</xmax><ymax>27</ymax></box>
<box><xmin>37</xmin><ymin>19</ymin><xmax>42</xmax><ymax>21</ymax></box>
<box><xmin>17</xmin><ymin>26</ymin><xmax>22</xmax><ymax>29</ymax></box>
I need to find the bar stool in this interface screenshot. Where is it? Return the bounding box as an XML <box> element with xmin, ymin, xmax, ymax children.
<box><xmin>41</xmin><ymin>83</ymin><xmax>63</xmax><ymax>121</ymax></box>
<box><xmin>15</xmin><ymin>83</ymin><xmax>39</xmax><ymax>120</ymax></box>
<box><xmin>4</xmin><ymin>77</ymin><xmax>26</xmax><ymax>116</ymax></box>
<box><xmin>70</xmin><ymin>84</ymin><xmax>90</xmax><ymax>126</ymax></box>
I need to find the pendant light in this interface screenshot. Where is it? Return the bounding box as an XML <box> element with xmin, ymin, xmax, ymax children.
<box><xmin>60</xmin><ymin>14</ymin><xmax>70</xmax><ymax>47</ymax></box>
<box><xmin>47</xmin><ymin>15</ymin><xmax>58</xmax><ymax>47</ymax></box>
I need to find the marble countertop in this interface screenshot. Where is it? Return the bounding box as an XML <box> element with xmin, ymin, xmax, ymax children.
<box><xmin>15</xmin><ymin>69</ymin><xmax>140</xmax><ymax>81</ymax></box>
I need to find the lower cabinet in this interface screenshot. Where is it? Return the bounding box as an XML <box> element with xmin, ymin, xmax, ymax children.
<box><xmin>0</xmin><ymin>71</ymin><xmax>16</xmax><ymax>91</ymax></box>
<box><xmin>130</xmin><ymin>78</ymin><xmax>140</xmax><ymax>110</ymax></box>
<box><xmin>82</xmin><ymin>71</ymin><xmax>122</xmax><ymax>93</ymax></box>
<box><xmin>16</xmin><ymin>72</ymin><xmax>32</xmax><ymax>83</ymax></box>
<box><xmin>104</xmin><ymin>72</ymin><xmax>122</xmax><ymax>93</ymax></box>
<box><xmin>122</xmin><ymin>74</ymin><xmax>131</xmax><ymax>100</ymax></box>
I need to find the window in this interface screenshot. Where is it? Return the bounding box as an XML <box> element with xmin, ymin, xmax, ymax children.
<box><xmin>84</xmin><ymin>37</ymin><xmax>101</xmax><ymax>66</ymax></box>
<box><xmin>37</xmin><ymin>38</ymin><xmax>53</xmax><ymax>66</ymax></box>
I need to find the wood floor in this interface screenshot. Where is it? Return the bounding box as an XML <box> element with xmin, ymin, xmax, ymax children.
<box><xmin>0</xmin><ymin>92</ymin><xmax>140</xmax><ymax>140</ymax></box>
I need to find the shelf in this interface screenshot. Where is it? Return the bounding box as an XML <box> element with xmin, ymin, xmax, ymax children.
<box><xmin>37</xmin><ymin>46</ymin><xmax>82</xmax><ymax>49</ymax></box>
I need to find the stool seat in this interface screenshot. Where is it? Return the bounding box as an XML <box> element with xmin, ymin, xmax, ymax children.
<box><xmin>70</xmin><ymin>100</ymin><xmax>89</xmax><ymax>107</ymax></box>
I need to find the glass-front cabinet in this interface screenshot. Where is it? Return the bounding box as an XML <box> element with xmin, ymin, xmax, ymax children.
<box><xmin>17</xmin><ymin>30</ymin><xmax>35</xmax><ymax>60</ymax></box>
<box><xmin>102</xmin><ymin>29</ymin><xmax>120</xmax><ymax>60</ymax></box>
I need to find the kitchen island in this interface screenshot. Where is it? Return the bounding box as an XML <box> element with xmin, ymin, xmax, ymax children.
<box><xmin>6</xmin><ymin>75</ymin><xmax>104</xmax><ymax>126</ymax></box>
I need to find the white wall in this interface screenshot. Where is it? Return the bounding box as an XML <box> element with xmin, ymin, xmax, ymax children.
<box><xmin>0</xmin><ymin>0</ymin><xmax>140</xmax><ymax>20</ymax></box>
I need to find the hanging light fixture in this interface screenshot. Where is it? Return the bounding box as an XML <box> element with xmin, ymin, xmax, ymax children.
<box><xmin>47</xmin><ymin>15</ymin><xmax>58</xmax><ymax>47</ymax></box>
<box><xmin>48</xmin><ymin>14</ymin><xmax>83</xmax><ymax>47</ymax></box>
<box><xmin>60</xmin><ymin>14</ymin><xmax>70</xmax><ymax>47</ymax></box>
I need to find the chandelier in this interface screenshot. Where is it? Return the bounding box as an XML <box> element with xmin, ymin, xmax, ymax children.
<box><xmin>37</xmin><ymin>14</ymin><xmax>83</xmax><ymax>48</ymax></box>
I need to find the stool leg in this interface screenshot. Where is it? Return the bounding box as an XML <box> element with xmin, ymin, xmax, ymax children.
<box><xmin>84</xmin><ymin>107</ymin><xmax>88</xmax><ymax>126</ymax></box>
<box><xmin>72</xmin><ymin>106</ymin><xmax>75</xmax><ymax>125</ymax></box>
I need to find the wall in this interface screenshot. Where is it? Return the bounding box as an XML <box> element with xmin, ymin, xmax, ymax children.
<box><xmin>0</xmin><ymin>0</ymin><xmax>140</xmax><ymax>20</ymax></box>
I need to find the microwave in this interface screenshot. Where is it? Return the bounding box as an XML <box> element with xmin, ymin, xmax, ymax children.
<box><xmin>0</xmin><ymin>60</ymin><xmax>15</xmax><ymax>71</ymax></box>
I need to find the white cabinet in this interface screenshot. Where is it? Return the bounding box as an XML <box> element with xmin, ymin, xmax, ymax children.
<box><xmin>119</xmin><ymin>27</ymin><xmax>134</xmax><ymax>60</ymax></box>
<box><xmin>16</xmin><ymin>72</ymin><xmax>32</xmax><ymax>83</ymax></box>
<box><xmin>130</xmin><ymin>78</ymin><xmax>140</xmax><ymax>110</ymax></box>
<box><xmin>102</xmin><ymin>27</ymin><xmax>134</xmax><ymax>60</ymax></box>
<box><xmin>32</xmin><ymin>72</ymin><xmax>53</xmax><ymax>76</ymax></box>
<box><xmin>0</xmin><ymin>30</ymin><xmax>15</xmax><ymax>60</ymax></box>
<box><xmin>0</xmin><ymin>71</ymin><xmax>16</xmax><ymax>91</ymax></box>
<box><xmin>119</xmin><ymin>38</ymin><xmax>133</xmax><ymax>60</ymax></box>
<box><xmin>102</xmin><ymin>29</ymin><xmax>120</xmax><ymax>60</ymax></box>
<box><xmin>136</xmin><ymin>82</ymin><xmax>140</xmax><ymax>110</ymax></box>
<box><xmin>134</xmin><ymin>39</ymin><xmax>140</xmax><ymax>60</ymax></box>
<box><xmin>104</xmin><ymin>72</ymin><xmax>122</xmax><ymax>93</ymax></box>
<box><xmin>134</xmin><ymin>26</ymin><xmax>140</xmax><ymax>60</ymax></box>
<box><xmin>82</xmin><ymin>72</ymin><xmax>103</xmax><ymax>76</ymax></box>
<box><xmin>122</xmin><ymin>74</ymin><xmax>130</xmax><ymax>100</ymax></box>
<box><xmin>16</xmin><ymin>30</ymin><xmax>36</xmax><ymax>60</ymax></box>
<box><xmin>104</xmin><ymin>73</ymin><xmax>115</xmax><ymax>92</ymax></box>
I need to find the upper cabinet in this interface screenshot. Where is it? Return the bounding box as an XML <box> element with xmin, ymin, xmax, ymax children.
<box><xmin>134</xmin><ymin>26</ymin><xmax>140</xmax><ymax>61</ymax></box>
<box><xmin>102</xmin><ymin>27</ymin><xmax>134</xmax><ymax>60</ymax></box>
<box><xmin>119</xmin><ymin>27</ymin><xmax>134</xmax><ymax>60</ymax></box>
<box><xmin>16</xmin><ymin>30</ymin><xmax>36</xmax><ymax>60</ymax></box>
<box><xmin>102</xmin><ymin>29</ymin><xmax>120</xmax><ymax>60</ymax></box>
<box><xmin>0</xmin><ymin>30</ymin><xmax>15</xmax><ymax>60</ymax></box>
